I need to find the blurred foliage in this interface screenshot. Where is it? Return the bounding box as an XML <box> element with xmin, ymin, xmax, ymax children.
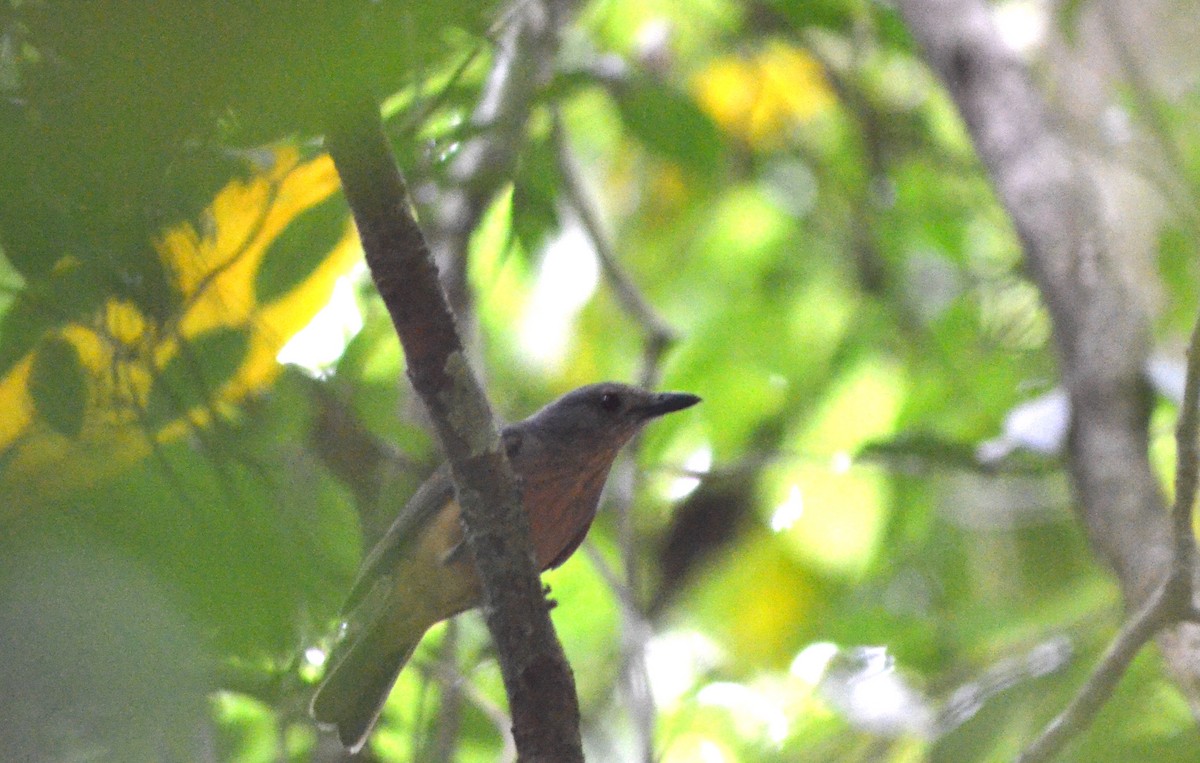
<box><xmin>2</xmin><ymin>0</ymin><xmax>1200</xmax><ymax>762</ymax></box>
<box><xmin>0</xmin><ymin>147</ymin><xmax>357</xmax><ymax>518</ymax></box>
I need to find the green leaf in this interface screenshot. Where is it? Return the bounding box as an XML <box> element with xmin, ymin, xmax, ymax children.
<box><xmin>254</xmin><ymin>194</ymin><xmax>348</xmax><ymax>305</ymax></box>
<box><xmin>27</xmin><ymin>335</ymin><xmax>88</xmax><ymax>438</ymax></box>
<box><xmin>762</xmin><ymin>0</ymin><xmax>855</xmax><ymax>32</ymax></box>
<box><xmin>0</xmin><ymin>296</ymin><xmax>52</xmax><ymax>381</ymax></box>
<box><xmin>0</xmin><ymin>260</ymin><xmax>108</xmax><ymax>379</ymax></box>
<box><xmin>611</xmin><ymin>75</ymin><xmax>725</xmax><ymax>178</ymax></box>
<box><xmin>145</xmin><ymin>326</ymin><xmax>249</xmax><ymax>425</ymax></box>
<box><xmin>511</xmin><ymin>137</ymin><xmax>561</xmax><ymax>255</ymax></box>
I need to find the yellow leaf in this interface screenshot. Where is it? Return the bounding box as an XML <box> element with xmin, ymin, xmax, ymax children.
<box><xmin>0</xmin><ymin>147</ymin><xmax>360</xmax><ymax>518</ymax></box>
<box><xmin>693</xmin><ymin>42</ymin><xmax>835</xmax><ymax>149</ymax></box>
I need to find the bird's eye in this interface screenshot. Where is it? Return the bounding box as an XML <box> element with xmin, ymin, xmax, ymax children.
<box><xmin>599</xmin><ymin>391</ymin><xmax>621</xmax><ymax>412</ymax></box>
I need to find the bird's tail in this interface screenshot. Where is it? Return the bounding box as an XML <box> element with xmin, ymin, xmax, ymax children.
<box><xmin>310</xmin><ymin>615</ymin><xmax>424</xmax><ymax>754</ymax></box>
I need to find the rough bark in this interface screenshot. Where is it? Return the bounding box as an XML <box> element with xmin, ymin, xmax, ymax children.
<box><xmin>325</xmin><ymin>96</ymin><xmax>583</xmax><ymax>762</ymax></box>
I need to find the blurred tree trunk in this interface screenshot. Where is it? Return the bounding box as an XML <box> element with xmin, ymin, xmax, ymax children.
<box><xmin>898</xmin><ymin>0</ymin><xmax>1200</xmax><ymax>717</ymax></box>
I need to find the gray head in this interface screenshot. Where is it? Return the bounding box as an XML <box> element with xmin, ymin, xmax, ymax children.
<box><xmin>517</xmin><ymin>382</ymin><xmax>700</xmax><ymax>453</ymax></box>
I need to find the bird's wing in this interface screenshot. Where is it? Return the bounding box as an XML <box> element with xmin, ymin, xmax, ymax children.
<box><xmin>340</xmin><ymin>427</ymin><xmax>526</xmax><ymax>615</ymax></box>
<box><xmin>339</xmin><ymin>462</ymin><xmax>456</xmax><ymax>617</ymax></box>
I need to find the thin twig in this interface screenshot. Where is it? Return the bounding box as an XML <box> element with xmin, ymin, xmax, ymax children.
<box><xmin>584</xmin><ymin>486</ymin><xmax>658</xmax><ymax>763</ymax></box>
<box><xmin>583</xmin><ymin>542</ymin><xmax>640</xmax><ymax>614</ymax></box>
<box><xmin>1017</xmin><ymin>305</ymin><xmax>1200</xmax><ymax>763</ymax></box>
<box><xmin>1169</xmin><ymin>310</ymin><xmax>1200</xmax><ymax>581</ymax></box>
<box><xmin>551</xmin><ymin>112</ymin><xmax>678</xmax><ymax>357</ymax></box>
<box><xmin>1096</xmin><ymin>0</ymin><xmax>1200</xmax><ymax>236</ymax></box>
<box><xmin>428</xmin><ymin>0</ymin><xmax>579</xmax><ymax>317</ymax></box>
<box><xmin>420</xmin><ymin>658</ymin><xmax>518</xmax><ymax>763</ymax></box>
<box><xmin>429</xmin><ymin>621</ymin><xmax>463</xmax><ymax>763</ymax></box>
<box><xmin>1015</xmin><ymin>581</ymin><xmax>1170</xmax><ymax>762</ymax></box>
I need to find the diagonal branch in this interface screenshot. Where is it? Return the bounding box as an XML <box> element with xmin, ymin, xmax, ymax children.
<box><xmin>429</xmin><ymin>0</ymin><xmax>579</xmax><ymax>318</ymax></box>
<box><xmin>1017</xmin><ymin>303</ymin><xmax>1200</xmax><ymax>762</ymax></box>
<box><xmin>897</xmin><ymin>0</ymin><xmax>1169</xmax><ymax>598</ymax></box>
<box><xmin>324</xmin><ymin>94</ymin><xmax>583</xmax><ymax>762</ymax></box>
<box><xmin>896</xmin><ymin>0</ymin><xmax>1200</xmax><ymax>757</ymax></box>
<box><xmin>1014</xmin><ymin>571</ymin><xmax>1173</xmax><ymax>762</ymax></box>
<box><xmin>551</xmin><ymin>112</ymin><xmax>678</xmax><ymax>368</ymax></box>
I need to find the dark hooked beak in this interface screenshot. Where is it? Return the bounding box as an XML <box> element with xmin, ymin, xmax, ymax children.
<box><xmin>637</xmin><ymin>391</ymin><xmax>701</xmax><ymax>419</ymax></box>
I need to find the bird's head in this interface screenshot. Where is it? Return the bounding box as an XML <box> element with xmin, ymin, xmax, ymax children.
<box><xmin>521</xmin><ymin>382</ymin><xmax>700</xmax><ymax>454</ymax></box>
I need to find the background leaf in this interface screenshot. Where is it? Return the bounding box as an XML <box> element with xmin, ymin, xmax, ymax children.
<box><xmin>27</xmin><ymin>334</ymin><xmax>88</xmax><ymax>438</ymax></box>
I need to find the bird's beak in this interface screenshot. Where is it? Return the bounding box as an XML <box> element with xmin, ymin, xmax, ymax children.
<box><xmin>637</xmin><ymin>391</ymin><xmax>701</xmax><ymax>419</ymax></box>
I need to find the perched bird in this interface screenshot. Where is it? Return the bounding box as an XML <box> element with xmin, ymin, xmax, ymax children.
<box><xmin>310</xmin><ymin>382</ymin><xmax>701</xmax><ymax>752</ymax></box>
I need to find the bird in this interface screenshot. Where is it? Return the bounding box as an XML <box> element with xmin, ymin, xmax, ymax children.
<box><xmin>310</xmin><ymin>381</ymin><xmax>701</xmax><ymax>752</ymax></box>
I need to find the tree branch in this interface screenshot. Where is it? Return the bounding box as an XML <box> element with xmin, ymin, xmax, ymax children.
<box><xmin>428</xmin><ymin>0</ymin><xmax>578</xmax><ymax>317</ymax></box>
<box><xmin>1014</xmin><ymin>575</ymin><xmax>1171</xmax><ymax>762</ymax></box>
<box><xmin>1017</xmin><ymin>304</ymin><xmax>1200</xmax><ymax>761</ymax></box>
<box><xmin>1170</xmin><ymin>314</ymin><xmax>1200</xmax><ymax>577</ymax></box>
<box><xmin>324</xmin><ymin>95</ymin><xmax>583</xmax><ymax>762</ymax></box>
<box><xmin>896</xmin><ymin>0</ymin><xmax>1200</xmax><ymax>755</ymax></box>
<box><xmin>897</xmin><ymin>0</ymin><xmax>1169</xmax><ymax>595</ymax></box>
<box><xmin>551</xmin><ymin>112</ymin><xmax>678</xmax><ymax>365</ymax></box>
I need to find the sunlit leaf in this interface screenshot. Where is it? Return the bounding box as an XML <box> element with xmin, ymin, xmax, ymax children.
<box><xmin>0</xmin><ymin>258</ymin><xmax>107</xmax><ymax>378</ymax></box>
<box><xmin>693</xmin><ymin>42</ymin><xmax>836</xmax><ymax>149</ymax></box>
<box><xmin>0</xmin><ymin>148</ymin><xmax>361</xmax><ymax>518</ymax></box>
